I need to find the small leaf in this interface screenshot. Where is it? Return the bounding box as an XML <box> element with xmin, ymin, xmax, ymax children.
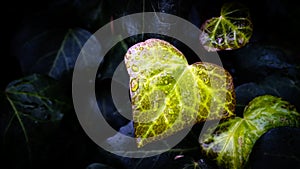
<box><xmin>200</xmin><ymin>2</ymin><xmax>253</xmax><ymax>51</ymax></box>
<box><xmin>200</xmin><ymin>95</ymin><xmax>300</xmax><ymax>169</ymax></box>
<box><xmin>124</xmin><ymin>39</ymin><xmax>235</xmax><ymax>148</ymax></box>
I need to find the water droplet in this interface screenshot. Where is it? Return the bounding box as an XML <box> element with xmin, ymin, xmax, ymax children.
<box><xmin>132</xmin><ymin>65</ymin><xmax>139</xmax><ymax>72</ymax></box>
<box><xmin>203</xmin><ymin>77</ymin><xmax>210</xmax><ymax>84</ymax></box>
<box><xmin>130</xmin><ymin>78</ymin><xmax>139</xmax><ymax>92</ymax></box>
<box><xmin>169</xmin><ymin>110</ymin><xmax>174</xmax><ymax>115</ymax></box>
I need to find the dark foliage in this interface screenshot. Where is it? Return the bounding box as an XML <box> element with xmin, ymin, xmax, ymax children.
<box><xmin>0</xmin><ymin>0</ymin><xmax>300</xmax><ymax>169</ymax></box>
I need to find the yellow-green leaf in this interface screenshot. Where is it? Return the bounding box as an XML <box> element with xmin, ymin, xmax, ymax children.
<box><xmin>124</xmin><ymin>38</ymin><xmax>235</xmax><ymax>148</ymax></box>
<box><xmin>200</xmin><ymin>2</ymin><xmax>253</xmax><ymax>51</ymax></box>
<box><xmin>200</xmin><ymin>95</ymin><xmax>300</xmax><ymax>169</ymax></box>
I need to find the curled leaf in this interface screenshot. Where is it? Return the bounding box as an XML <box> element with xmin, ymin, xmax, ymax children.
<box><xmin>200</xmin><ymin>2</ymin><xmax>253</xmax><ymax>51</ymax></box>
<box><xmin>200</xmin><ymin>95</ymin><xmax>300</xmax><ymax>169</ymax></box>
<box><xmin>124</xmin><ymin>39</ymin><xmax>235</xmax><ymax>148</ymax></box>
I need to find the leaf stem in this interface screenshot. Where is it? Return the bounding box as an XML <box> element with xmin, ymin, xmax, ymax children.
<box><xmin>5</xmin><ymin>94</ymin><xmax>29</xmax><ymax>143</ymax></box>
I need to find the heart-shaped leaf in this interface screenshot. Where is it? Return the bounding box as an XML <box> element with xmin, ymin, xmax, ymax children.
<box><xmin>124</xmin><ymin>39</ymin><xmax>235</xmax><ymax>148</ymax></box>
<box><xmin>200</xmin><ymin>2</ymin><xmax>253</xmax><ymax>51</ymax></box>
<box><xmin>200</xmin><ymin>95</ymin><xmax>300</xmax><ymax>169</ymax></box>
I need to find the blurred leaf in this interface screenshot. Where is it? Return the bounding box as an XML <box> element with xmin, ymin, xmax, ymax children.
<box><xmin>2</xmin><ymin>74</ymin><xmax>69</xmax><ymax>168</ymax></box>
<box><xmin>104</xmin><ymin>122</ymin><xmax>202</xmax><ymax>169</ymax></box>
<box><xmin>200</xmin><ymin>2</ymin><xmax>253</xmax><ymax>51</ymax></box>
<box><xmin>250</xmin><ymin>127</ymin><xmax>300</xmax><ymax>169</ymax></box>
<box><xmin>200</xmin><ymin>95</ymin><xmax>300</xmax><ymax>169</ymax></box>
<box><xmin>125</xmin><ymin>38</ymin><xmax>235</xmax><ymax>148</ymax></box>
<box><xmin>233</xmin><ymin>43</ymin><xmax>295</xmax><ymax>82</ymax></box>
<box><xmin>15</xmin><ymin>28</ymin><xmax>98</xmax><ymax>79</ymax></box>
<box><xmin>86</xmin><ymin>163</ymin><xmax>117</xmax><ymax>169</ymax></box>
<box><xmin>235</xmin><ymin>74</ymin><xmax>300</xmax><ymax>113</ymax></box>
<box><xmin>260</xmin><ymin>75</ymin><xmax>300</xmax><ymax>105</ymax></box>
<box><xmin>5</xmin><ymin>74</ymin><xmax>66</xmax><ymax>123</ymax></box>
<box><xmin>104</xmin><ymin>121</ymin><xmax>171</xmax><ymax>169</ymax></box>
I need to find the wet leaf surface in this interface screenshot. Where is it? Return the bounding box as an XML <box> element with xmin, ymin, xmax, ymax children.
<box><xmin>200</xmin><ymin>2</ymin><xmax>253</xmax><ymax>51</ymax></box>
<box><xmin>200</xmin><ymin>95</ymin><xmax>300</xmax><ymax>169</ymax></box>
<box><xmin>125</xmin><ymin>38</ymin><xmax>235</xmax><ymax>147</ymax></box>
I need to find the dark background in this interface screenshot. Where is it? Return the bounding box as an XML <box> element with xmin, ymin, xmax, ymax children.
<box><xmin>0</xmin><ymin>0</ymin><xmax>300</xmax><ymax>169</ymax></box>
<box><xmin>1</xmin><ymin>0</ymin><xmax>300</xmax><ymax>89</ymax></box>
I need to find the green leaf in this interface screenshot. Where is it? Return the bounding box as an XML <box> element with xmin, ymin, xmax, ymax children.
<box><xmin>5</xmin><ymin>74</ymin><xmax>66</xmax><ymax>122</ymax></box>
<box><xmin>2</xmin><ymin>74</ymin><xmax>69</xmax><ymax>167</ymax></box>
<box><xmin>15</xmin><ymin>28</ymin><xmax>99</xmax><ymax>79</ymax></box>
<box><xmin>4</xmin><ymin>74</ymin><xmax>67</xmax><ymax>142</ymax></box>
<box><xmin>200</xmin><ymin>2</ymin><xmax>253</xmax><ymax>51</ymax></box>
<box><xmin>200</xmin><ymin>95</ymin><xmax>300</xmax><ymax>169</ymax></box>
<box><xmin>124</xmin><ymin>38</ymin><xmax>235</xmax><ymax>148</ymax></box>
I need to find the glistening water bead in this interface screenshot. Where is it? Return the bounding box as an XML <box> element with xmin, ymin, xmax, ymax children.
<box><xmin>130</xmin><ymin>78</ymin><xmax>139</xmax><ymax>92</ymax></box>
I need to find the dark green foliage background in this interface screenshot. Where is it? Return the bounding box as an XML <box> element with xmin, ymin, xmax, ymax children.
<box><xmin>0</xmin><ymin>0</ymin><xmax>300</xmax><ymax>169</ymax></box>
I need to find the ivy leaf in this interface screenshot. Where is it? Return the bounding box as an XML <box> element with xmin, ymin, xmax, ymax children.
<box><xmin>124</xmin><ymin>38</ymin><xmax>235</xmax><ymax>148</ymax></box>
<box><xmin>14</xmin><ymin>28</ymin><xmax>100</xmax><ymax>79</ymax></box>
<box><xmin>5</xmin><ymin>74</ymin><xmax>66</xmax><ymax>122</ymax></box>
<box><xmin>200</xmin><ymin>2</ymin><xmax>253</xmax><ymax>51</ymax></box>
<box><xmin>200</xmin><ymin>95</ymin><xmax>300</xmax><ymax>169</ymax></box>
<box><xmin>1</xmin><ymin>74</ymin><xmax>70</xmax><ymax>166</ymax></box>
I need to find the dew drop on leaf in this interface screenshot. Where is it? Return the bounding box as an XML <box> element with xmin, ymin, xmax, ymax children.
<box><xmin>124</xmin><ymin>38</ymin><xmax>235</xmax><ymax>148</ymax></box>
<box><xmin>132</xmin><ymin>65</ymin><xmax>139</xmax><ymax>72</ymax></box>
<box><xmin>130</xmin><ymin>78</ymin><xmax>139</xmax><ymax>92</ymax></box>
